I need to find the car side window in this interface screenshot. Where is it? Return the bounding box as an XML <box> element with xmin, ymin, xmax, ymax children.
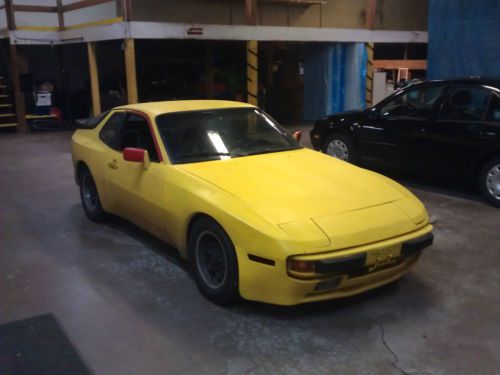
<box><xmin>486</xmin><ymin>94</ymin><xmax>500</xmax><ymax>122</ymax></box>
<box><xmin>439</xmin><ymin>86</ymin><xmax>491</xmax><ymax>121</ymax></box>
<box><xmin>118</xmin><ymin>113</ymin><xmax>160</xmax><ymax>162</ymax></box>
<box><xmin>99</xmin><ymin>112</ymin><xmax>125</xmax><ymax>150</ymax></box>
<box><xmin>379</xmin><ymin>84</ymin><xmax>445</xmax><ymax>120</ymax></box>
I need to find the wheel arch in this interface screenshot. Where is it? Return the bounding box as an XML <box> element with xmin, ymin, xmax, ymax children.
<box><xmin>474</xmin><ymin>151</ymin><xmax>500</xmax><ymax>179</ymax></box>
<box><xmin>184</xmin><ymin>212</ymin><xmax>219</xmax><ymax>260</ymax></box>
<box><xmin>75</xmin><ymin>160</ymin><xmax>89</xmax><ymax>185</ymax></box>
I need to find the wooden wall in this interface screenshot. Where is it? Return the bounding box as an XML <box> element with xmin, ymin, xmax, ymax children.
<box><xmin>131</xmin><ymin>0</ymin><xmax>428</xmax><ymax>31</ymax></box>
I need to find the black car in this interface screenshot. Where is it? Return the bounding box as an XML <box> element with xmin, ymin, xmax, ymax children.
<box><xmin>310</xmin><ymin>78</ymin><xmax>500</xmax><ymax>206</ymax></box>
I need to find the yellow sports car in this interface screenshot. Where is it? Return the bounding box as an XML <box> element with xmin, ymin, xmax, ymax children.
<box><xmin>72</xmin><ymin>100</ymin><xmax>433</xmax><ymax>305</ymax></box>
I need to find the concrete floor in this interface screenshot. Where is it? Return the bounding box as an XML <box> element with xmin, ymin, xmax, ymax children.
<box><xmin>1</xmin><ymin>131</ymin><xmax>499</xmax><ymax>375</ymax></box>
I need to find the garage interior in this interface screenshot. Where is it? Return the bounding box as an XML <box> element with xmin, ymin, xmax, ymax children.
<box><xmin>1</xmin><ymin>1</ymin><xmax>499</xmax><ymax>375</ymax></box>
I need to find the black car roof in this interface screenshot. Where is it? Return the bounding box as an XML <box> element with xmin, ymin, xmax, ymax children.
<box><xmin>416</xmin><ymin>77</ymin><xmax>500</xmax><ymax>88</ymax></box>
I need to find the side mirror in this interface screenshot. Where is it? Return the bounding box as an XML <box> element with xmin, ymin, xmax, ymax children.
<box><xmin>368</xmin><ymin>107</ymin><xmax>381</xmax><ymax>120</ymax></box>
<box><xmin>123</xmin><ymin>147</ymin><xmax>150</xmax><ymax>170</ymax></box>
<box><xmin>292</xmin><ymin>130</ymin><xmax>302</xmax><ymax>142</ymax></box>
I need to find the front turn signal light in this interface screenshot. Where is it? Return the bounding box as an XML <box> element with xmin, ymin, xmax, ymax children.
<box><xmin>288</xmin><ymin>258</ymin><xmax>316</xmax><ymax>279</ymax></box>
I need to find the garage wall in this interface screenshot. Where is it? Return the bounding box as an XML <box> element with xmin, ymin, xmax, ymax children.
<box><xmin>62</xmin><ymin>0</ymin><xmax>118</xmax><ymax>27</ymax></box>
<box><xmin>8</xmin><ymin>0</ymin><xmax>118</xmax><ymax>29</ymax></box>
<box><xmin>12</xmin><ymin>0</ymin><xmax>58</xmax><ymax>28</ymax></box>
<box><xmin>131</xmin><ymin>0</ymin><xmax>428</xmax><ymax>31</ymax></box>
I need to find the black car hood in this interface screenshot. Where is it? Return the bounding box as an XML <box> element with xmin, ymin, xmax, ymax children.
<box><xmin>320</xmin><ymin>109</ymin><xmax>368</xmax><ymax>122</ymax></box>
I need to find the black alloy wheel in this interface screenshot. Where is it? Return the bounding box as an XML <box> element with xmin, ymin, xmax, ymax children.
<box><xmin>322</xmin><ymin>133</ymin><xmax>356</xmax><ymax>163</ymax></box>
<box><xmin>188</xmin><ymin>217</ymin><xmax>239</xmax><ymax>304</ymax></box>
<box><xmin>479</xmin><ymin>157</ymin><xmax>500</xmax><ymax>207</ymax></box>
<box><xmin>79</xmin><ymin>167</ymin><xmax>108</xmax><ymax>221</ymax></box>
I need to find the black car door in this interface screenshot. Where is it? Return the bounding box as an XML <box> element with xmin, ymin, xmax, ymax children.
<box><xmin>358</xmin><ymin>83</ymin><xmax>446</xmax><ymax>168</ymax></box>
<box><xmin>424</xmin><ymin>85</ymin><xmax>497</xmax><ymax>179</ymax></box>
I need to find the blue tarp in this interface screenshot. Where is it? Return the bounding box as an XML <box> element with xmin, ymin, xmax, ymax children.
<box><xmin>428</xmin><ymin>0</ymin><xmax>500</xmax><ymax>79</ymax></box>
<box><xmin>303</xmin><ymin>43</ymin><xmax>366</xmax><ymax>121</ymax></box>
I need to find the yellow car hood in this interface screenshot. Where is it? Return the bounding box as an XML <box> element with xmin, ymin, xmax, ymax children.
<box><xmin>178</xmin><ymin>148</ymin><xmax>408</xmax><ymax>223</ymax></box>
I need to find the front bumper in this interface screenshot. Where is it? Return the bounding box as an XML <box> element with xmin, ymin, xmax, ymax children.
<box><xmin>310</xmin><ymin>128</ymin><xmax>322</xmax><ymax>150</ymax></box>
<box><xmin>237</xmin><ymin>224</ymin><xmax>433</xmax><ymax>305</ymax></box>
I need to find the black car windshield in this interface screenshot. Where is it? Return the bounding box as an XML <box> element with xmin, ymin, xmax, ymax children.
<box><xmin>156</xmin><ymin>108</ymin><xmax>301</xmax><ymax>164</ymax></box>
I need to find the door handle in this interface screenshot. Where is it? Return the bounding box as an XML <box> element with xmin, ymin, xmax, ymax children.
<box><xmin>108</xmin><ymin>160</ymin><xmax>118</xmax><ymax>169</ymax></box>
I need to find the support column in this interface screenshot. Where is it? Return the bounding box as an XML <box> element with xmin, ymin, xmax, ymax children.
<box><xmin>124</xmin><ymin>39</ymin><xmax>138</xmax><ymax>104</ymax></box>
<box><xmin>10</xmin><ymin>44</ymin><xmax>27</xmax><ymax>133</ymax></box>
<box><xmin>246</xmin><ymin>40</ymin><xmax>258</xmax><ymax>106</ymax></box>
<box><xmin>56</xmin><ymin>0</ymin><xmax>65</xmax><ymax>30</ymax></box>
<box><xmin>365</xmin><ymin>0</ymin><xmax>377</xmax><ymax>30</ymax></box>
<box><xmin>87</xmin><ymin>42</ymin><xmax>101</xmax><ymax>116</ymax></box>
<box><xmin>245</xmin><ymin>0</ymin><xmax>258</xmax><ymax>106</ymax></box>
<box><xmin>365</xmin><ymin>42</ymin><xmax>374</xmax><ymax>107</ymax></box>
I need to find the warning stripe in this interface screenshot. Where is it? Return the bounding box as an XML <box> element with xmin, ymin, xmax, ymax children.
<box><xmin>365</xmin><ymin>42</ymin><xmax>374</xmax><ymax>107</ymax></box>
<box><xmin>247</xmin><ymin>40</ymin><xmax>258</xmax><ymax>105</ymax></box>
<box><xmin>247</xmin><ymin>62</ymin><xmax>258</xmax><ymax>71</ymax></box>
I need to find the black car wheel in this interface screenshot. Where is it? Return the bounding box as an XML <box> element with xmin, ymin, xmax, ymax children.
<box><xmin>188</xmin><ymin>217</ymin><xmax>239</xmax><ymax>304</ymax></box>
<box><xmin>479</xmin><ymin>157</ymin><xmax>500</xmax><ymax>207</ymax></box>
<box><xmin>79</xmin><ymin>167</ymin><xmax>108</xmax><ymax>221</ymax></box>
<box><xmin>322</xmin><ymin>134</ymin><xmax>356</xmax><ymax>163</ymax></box>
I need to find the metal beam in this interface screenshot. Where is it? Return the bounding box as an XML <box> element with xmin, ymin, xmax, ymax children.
<box><xmin>8</xmin><ymin>22</ymin><xmax>429</xmax><ymax>45</ymax></box>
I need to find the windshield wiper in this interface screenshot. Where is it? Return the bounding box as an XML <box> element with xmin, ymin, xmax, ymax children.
<box><xmin>245</xmin><ymin>147</ymin><xmax>302</xmax><ymax>156</ymax></box>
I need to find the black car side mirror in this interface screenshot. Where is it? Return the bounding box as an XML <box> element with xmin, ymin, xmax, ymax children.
<box><xmin>368</xmin><ymin>108</ymin><xmax>381</xmax><ymax>120</ymax></box>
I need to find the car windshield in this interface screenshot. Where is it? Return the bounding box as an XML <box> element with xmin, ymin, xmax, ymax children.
<box><xmin>156</xmin><ymin>108</ymin><xmax>301</xmax><ymax>164</ymax></box>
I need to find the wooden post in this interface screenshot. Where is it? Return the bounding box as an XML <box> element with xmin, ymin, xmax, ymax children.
<box><xmin>56</xmin><ymin>0</ymin><xmax>65</xmax><ymax>30</ymax></box>
<box><xmin>245</xmin><ymin>0</ymin><xmax>258</xmax><ymax>106</ymax></box>
<box><xmin>10</xmin><ymin>44</ymin><xmax>27</xmax><ymax>132</ymax></box>
<box><xmin>365</xmin><ymin>0</ymin><xmax>377</xmax><ymax>30</ymax></box>
<box><xmin>5</xmin><ymin>0</ymin><xmax>16</xmax><ymax>30</ymax></box>
<box><xmin>87</xmin><ymin>42</ymin><xmax>101</xmax><ymax>116</ymax></box>
<box><xmin>245</xmin><ymin>0</ymin><xmax>257</xmax><ymax>26</ymax></box>
<box><xmin>124</xmin><ymin>38</ymin><xmax>138</xmax><ymax>104</ymax></box>
<box><xmin>122</xmin><ymin>0</ymin><xmax>133</xmax><ymax>21</ymax></box>
<box><xmin>205</xmin><ymin>43</ymin><xmax>214</xmax><ymax>99</ymax></box>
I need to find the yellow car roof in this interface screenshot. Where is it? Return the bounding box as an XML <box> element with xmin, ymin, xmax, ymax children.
<box><xmin>116</xmin><ymin>100</ymin><xmax>256</xmax><ymax>116</ymax></box>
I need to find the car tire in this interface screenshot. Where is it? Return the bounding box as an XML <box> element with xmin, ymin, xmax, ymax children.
<box><xmin>79</xmin><ymin>167</ymin><xmax>108</xmax><ymax>221</ymax></box>
<box><xmin>479</xmin><ymin>157</ymin><xmax>500</xmax><ymax>207</ymax></box>
<box><xmin>188</xmin><ymin>217</ymin><xmax>239</xmax><ymax>305</ymax></box>
<box><xmin>322</xmin><ymin>133</ymin><xmax>357</xmax><ymax>163</ymax></box>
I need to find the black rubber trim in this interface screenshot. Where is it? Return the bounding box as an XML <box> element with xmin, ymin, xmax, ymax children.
<box><xmin>401</xmin><ymin>233</ymin><xmax>434</xmax><ymax>257</ymax></box>
<box><xmin>315</xmin><ymin>253</ymin><xmax>366</xmax><ymax>274</ymax></box>
<box><xmin>248</xmin><ymin>254</ymin><xmax>275</xmax><ymax>266</ymax></box>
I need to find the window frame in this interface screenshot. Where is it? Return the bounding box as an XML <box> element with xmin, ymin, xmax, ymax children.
<box><xmin>98</xmin><ymin>111</ymin><xmax>126</xmax><ymax>151</ymax></box>
<box><xmin>376</xmin><ymin>82</ymin><xmax>447</xmax><ymax>121</ymax></box>
<box><xmin>485</xmin><ymin>91</ymin><xmax>500</xmax><ymax>123</ymax></box>
<box><xmin>437</xmin><ymin>84</ymin><xmax>493</xmax><ymax>123</ymax></box>
<box><xmin>119</xmin><ymin>110</ymin><xmax>164</xmax><ymax>163</ymax></box>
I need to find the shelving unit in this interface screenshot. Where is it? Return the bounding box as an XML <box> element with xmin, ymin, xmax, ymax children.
<box><xmin>0</xmin><ymin>76</ymin><xmax>17</xmax><ymax>128</ymax></box>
